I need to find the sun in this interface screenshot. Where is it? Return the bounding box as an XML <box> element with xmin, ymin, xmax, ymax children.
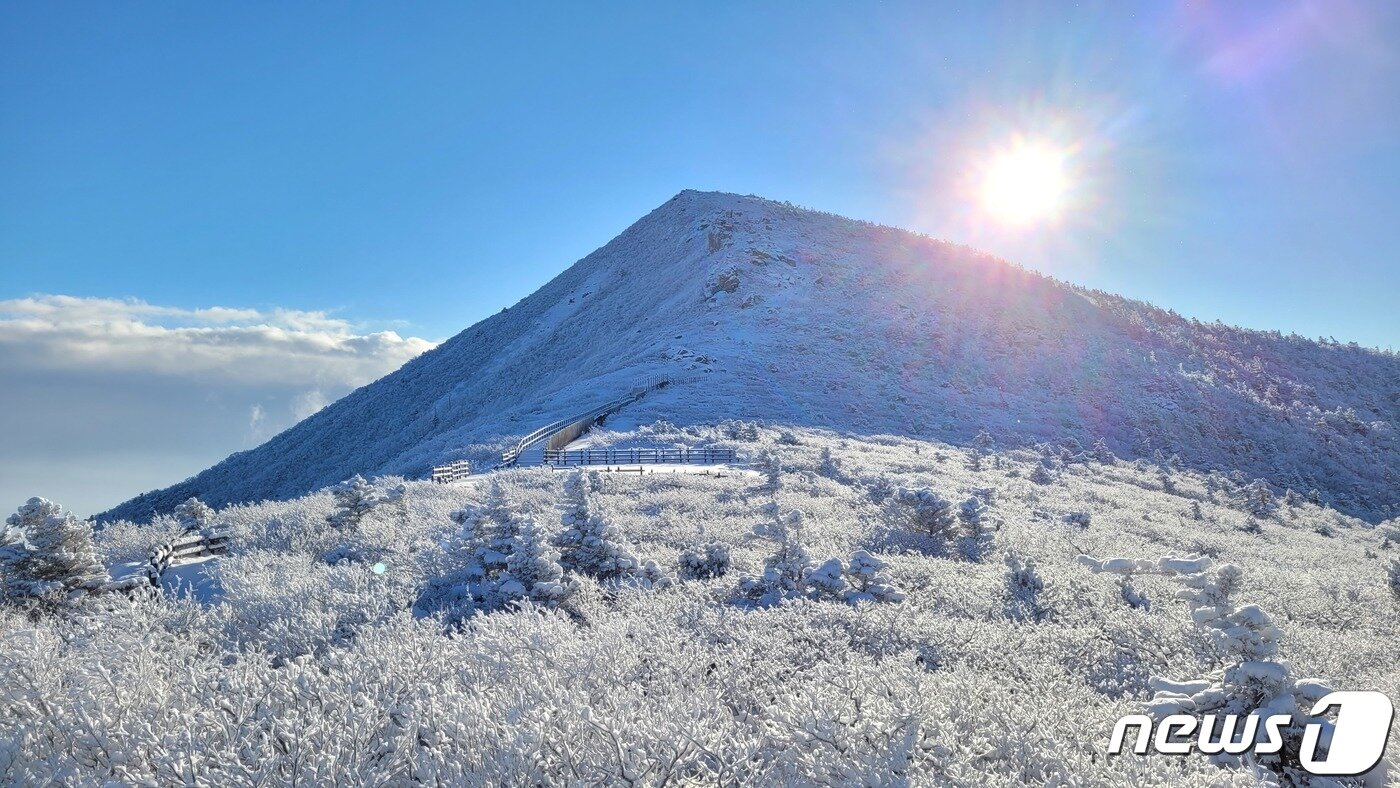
<box><xmin>978</xmin><ymin>140</ymin><xmax>1070</xmax><ymax>226</ymax></box>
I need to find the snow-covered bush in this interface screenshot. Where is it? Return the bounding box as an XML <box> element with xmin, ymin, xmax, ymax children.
<box><xmin>1082</xmin><ymin>553</ymin><xmax>1343</xmax><ymax>784</ymax></box>
<box><xmin>843</xmin><ymin>550</ymin><xmax>905</xmax><ymax>603</ymax></box>
<box><xmin>172</xmin><ymin>497</ymin><xmax>217</xmax><ymax>534</ymax></box>
<box><xmin>1239</xmin><ymin>478</ymin><xmax>1276</xmax><ymax>518</ymax></box>
<box><xmin>678</xmin><ymin>540</ymin><xmax>731</xmax><ymax>581</ymax></box>
<box><xmin>1028</xmin><ymin>460</ymin><xmax>1055</xmax><ymax>485</ymax></box>
<box><xmin>754</xmin><ymin>450</ymin><xmax>783</xmax><ymax>491</ymax></box>
<box><xmin>1388</xmin><ymin>559</ymin><xmax>1400</xmax><ymax>601</ymax></box>
<box><xmin>1003</xmin><ymin>551</ymin><xmax>1048</xmax><ymax>622</ymax></box>
<box><xmin>326</xmin><ymin>474</ymin><xmax>399</xmax><ymax>530</ymax></box>
<box><xmin>888</xmin><ymin>487</ymin><xmax>958</xmax><ymax>555</ymax></box>
<box><xmin>1092</xmin><ymin>436</ymin><xmax>1114</xmax><ymax>463</ymax></box>
<box><xmin>738</xmin><ymin>509</ymin><xmax>815</xmax><ymax>607</ymax></box>
<box><xmin>956</xmin><ymin>496</ymin><xmax>994</xmax><ymax>562</ymax></box>
<box><xmin>1</xmin><ymin>497</ymin><xmax>108</xmax><ymax>605</ymax></box>
<box><xmin>555</xmin><ymin>471</ymin><xmax>642</xmax><ymax>580</ymax></box>
<box><xmin>494</xmin><ymin>519</ymin><xmax>575</xmax><ymax>608</ymax></box>
<box><xmin>1063</xmin><ymin>511</ymin><xmax>1091</xmax><ymax>529</ymax></box>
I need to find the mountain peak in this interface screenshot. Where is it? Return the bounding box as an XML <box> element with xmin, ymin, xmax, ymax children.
<box><xmin>100</xmin><ymin>194</ymin><xmax>1400</xmax><ymax>523</ymax></box>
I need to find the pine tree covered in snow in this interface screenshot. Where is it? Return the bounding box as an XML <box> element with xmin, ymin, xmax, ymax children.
<box><xmin>956</xmin><ymin>496</ymin><xmax>994</xmax><ymax>562</ymax></box>
<box><xmin>678</xmin><ymin>539</ymin><xmax>731</xmax><ymax>581</ymax></box>
<box><xmin>739</xmin><ymin>508</ymin><xmax>816</xmax><ymax>607</ymax></box>
<box><xmin>495</xmin><ymin>519</ymin><xmax>575</xmax><ymax>608</ymax></box>
<box><xmin>326</xmin><ymin>474</ymin><xmax>387</xmax><ymax>530</ymax></box>
<box><xmin>554</xmin><ymin>471</ymin><xmax>642</xmax><ymax>580</ymax></box>
<box><xmin>172</xmin><ymin>497</ymin><xmax>217</xmax><ymax>535</ymax></box>
<box><xmin>843</xmin><ymin>550</ymin><xmax>905</xmax><ymax>603</ymax></box>
<box><xmin>1239</xmin><ymin>478</ymin><xmax>1277</xmax><ymax>518</ymax></box>
<box><xmin>1003</xmin><ymin>551</ymin><xmax>1049</xmax><ymax>622</ymax></box>
<box><xmin>889</xmin><ymin>487</ymin><xmax>959</xmax><ymax>555</ymax></box>
<box><xmin>1388</xmin><ymin>559</ymin><xmax>1400</xmax><ymax>600</ymax></box>
<box><xmin>1</xmin><ymin>498</ymin><xmax>108</xmax><ymax>603</ymax></box>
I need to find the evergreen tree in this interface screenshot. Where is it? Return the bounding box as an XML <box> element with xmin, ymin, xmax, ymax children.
<box><xmin>496</xmin><ymin>519</ymin><xmax>574</xmax><ymax>607</ymax></box>
<box><xmin>1092</xmin><ymin>437</ymin><xmax>1114</xmax><ymax>464</ymax></box>
<box><xmin>554</xmin><ymin>471</ymin><xmax>641</xmax><ymax>580</ymax></box>
<box><xmin>843</xmin><ymin>550</ymin><xmax>905</xmax><ymax>603</ymax></box>
<box><xmin>1003</xmin><ymin>551</ymin><xmax>1049</xmax><ymax>622</ymax></box>
<box><xmin>678</xmin><ymin>539</ymin><xmax>731</xmax><ymax>581</ymax></box>
<box><xmin>2</xmin><ymin>497</ymin><xmax>108</xmax><ymax>603</ymax></box>
<box><xmin>739</xmin><ymin>509</ymin><xmax>815</xmax><ymax>607</ymax></box>
<box><xmin>326</xmin><ymin>475</ymin><xmax>386</xmax><ymax>530</ymax></box>
<box><xmin>172</xmin><ymin>497</ymin><xmax>217</xmax><ymax>535</ymax></box>
<box><xmin>890</xmin><ymin>487</ymin><xmax>958</xmax><ymax>551</ymax></box>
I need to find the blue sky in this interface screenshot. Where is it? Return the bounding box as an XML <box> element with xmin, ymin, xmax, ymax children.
<box><xmin>2</xmin><ymin>1</ymin><xmax>1398</xmax><ymax>514</ymax></box>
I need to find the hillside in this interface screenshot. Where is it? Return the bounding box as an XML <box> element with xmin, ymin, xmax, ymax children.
<box><xmin>101</xmin><ymin>190</ymin><xmax>1400</xmax><ymax>523</ymax></box>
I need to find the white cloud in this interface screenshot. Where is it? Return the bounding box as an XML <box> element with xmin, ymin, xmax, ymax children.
<box><xmin>0</xmin><ymin>295</ymin><xmax>437</xmax><ymax>517</ymax></box>
<box><xmin>0</xmin><ymin>295</ymin><xmax>435</xmax><ymax>387</ymax></box>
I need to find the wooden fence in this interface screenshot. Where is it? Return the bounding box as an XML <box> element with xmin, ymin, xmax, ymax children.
<box><xmin>431</xmin><ymin>459</ymin><xmax>472</xmax><ymax>484</ymax></box>
<box><xmin>541</xmin><ymin>446</ymin><xmax>736</xmax><ymax>466</ymax></box>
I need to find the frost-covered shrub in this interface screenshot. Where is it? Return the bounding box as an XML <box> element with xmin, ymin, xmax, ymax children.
<box><xmin>738</xmin><ymin>509</ymin><xmax>815</xmax><ymax>607</ymax></box>
<box><xmin>678</xmin><ymin>540</ymin><xmax>731</xmax><ymax>581</ymax></box>
<box><xmin>754</xmin><ymin>450</ymin><xmax>783</xmax><ymax>491</ymax></box>
<box><xmin>843</xmin><ymin>550</ymin><xmax>905</xmax><ymax>604</ymax></box>
<box><xmin>1063</xmin><ymin>511</ymin><xmax>1091</xmax><ymax>529</ymax></box>
<box><xmin>1083</xmin><ymin>554</ymin><xmax>1336</xmax><ymax>784</ymax></box>
<box><xmin>817</xmin><ymin>447</ymin><xmax>845</xmax><ymax>480</ymax></box>
<box><xmin>172</xmin><ymin>497</ymin><xmax>217</xmax><ymax>534</ymax></box>
<box><xmin>956</xmin><ymin>496</ymin><xmax>994</xmax><ymax>562</ymax></box>
<box><xmin>494</xmin><ymin>519</ymin><xmax>575</xmax><ymax>608</ymax></box>
<box><xmin>1028</xmin><ymin>461</ymin><xmax>1055</xmax><ymax>485</ymax></box>
<box><xmin>888</xmin><ymin>487</ymin><xmax>957</xmax><ymax>554</ymax></box>
<box><xmin>2</xmin><ymin>497</ymin><xmax>108</xmax><ymax>604</ymax></box>
<box><xmin>1003</xmin><ymin>551</ymin><xmax>1048</xmax><ymax>622</ymax></box>
<box><xmin>555</xmin><ymin>471</ymin><xmax>641</xmax><ymax>580</ymax></box>
<box><xmin>973</xmin><ymin>429</ymin><xmax>995</xmax><ymax>455</ymax></box>
<box><xmin>1239</xmin><ymin>478</ymin><xmax>1276</xmax><ymax>518</ymax></box>
<box><xmin>1092</xmin><ymin>436</ymin><xmax>1114</xmax><ymax>463</ymax></box>
<box><xmin>1388</xmin><ymin>559</ymin><xmax>1400</xmax><ymax>600</ymax></box>
<box><xmin>326</xmin><ymin>474</ymin><xmax>400</xmax><ymax>531</ymax></box>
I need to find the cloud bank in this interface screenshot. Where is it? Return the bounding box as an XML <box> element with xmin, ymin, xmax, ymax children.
<box><xmin>0</xmin><ymin>295</ymin><xmax>436</xmax><ymax>517</ymax></box>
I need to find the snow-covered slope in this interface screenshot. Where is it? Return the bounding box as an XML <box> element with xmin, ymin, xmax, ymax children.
<box><xmin>101</xmin><ymin>190</ymin><xmax>1400</xmax><ymax>522</ymax></box>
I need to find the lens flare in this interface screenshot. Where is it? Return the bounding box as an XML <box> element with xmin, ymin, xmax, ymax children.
<box><xmin>978</xmin><ymin>141</ymin><xmax>1069</xmax><ymax>226</ymax></box>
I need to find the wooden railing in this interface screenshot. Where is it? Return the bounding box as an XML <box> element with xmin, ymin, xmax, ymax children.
<box><xmin>107</xmin><ymin>526</ymin><xmax>232</xmax><ymax>594</ymax></box>
<box><xmin>495</xmin><ymin>377</ymin><xmax>670</xmax><ymax>468</ymax></box>
<box><xmin>431</xmin><ymin>459</ymin><xmax>472</xmax><ymax>484</ymax></box>
<box><xmin>541</xmin><ymin>446</ymin><xmax>736</xmax><ymax>466</ymax></box>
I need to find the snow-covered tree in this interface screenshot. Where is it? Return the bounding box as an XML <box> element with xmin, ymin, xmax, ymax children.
<box><xmin>1092</xmin><ymin>436</ymin><xmax>1114</xmax><ymax>463</ymax></box>
<box><xmin>495</xmin><ymin>519</ymin><xmax>575</xmax><ymax>608</ymax></box>
<box><xmin>755</xmin><ymin>451</ymin><xmax>783</xmax><ymax>491</ymax></box>
<box><xmin>817</xmin><ymin>447</ymin><xmax>845</xmax><ymax>480</ymax></box>
<box><xmin>1189</xmin><ymin>500</ymin><xmax>1204</xmax><ymax>521</ymax></box>
<box><xmin>957</xmin><ymin>496</ymin><xmax>994</xmax><ymax>562</ymax></box>
<box><xmin>973</xmin><ymin>429</ymin><xmax>995</xmax><ymax>455</ymax></box>
<box><xmin>1388</xmin><ymin>559</ymin><xmax>1400</xmax><ymax>601</ymax></box>
<box><xmin>173</xmin><ymin>497</ymin><xmax>217</xmax><ymax>535</ymax></box>
<box><xmin>804</xmin><ymin>558</ymin><xmax>848</xmax><ymax>601</ymax></box>
<box><xmin>1063</xmin><ymin>511</ymin><xmax>1091</xmax><ymax>529</ymax></box>
<box><xmin>678</xmin><ymin>540</ymin><xmax>731</xmax><ymax>581</ymax></box>
<box><xmin>1239</xmin><ymin>478</ymin><xmax>1276</xmax><ymax>518</ymax></box>
<box><xmin>843</xmin><ymin>550</ymin><xmax>905</xmax><ymax>603</ymax></box>
<box><xmin>326</xmin><ymin>474</ymin><xmax>388</xmax><ymax>530</ymax></box>
<box><xmin>555</xmin><ymin>471</ymin><xmax>641</xmax><ymax>580</ymax></box>
<box><xmin>1028</xmin><ymin>460</ymin><xmax>1055</xmax><ymax>485</ymax></box>
<box><xmin>1003</xmin><ymin>551</ymin><xmax>1048</xmax><ymax>622</ymax></box>
<box><xmin>889</xmin><ymin>487</ymin><xmax>957</xmax><ymax>553</ymax></box>
<box><xmin>2</xmin><ymin>497</ymin><xmax>108</xmax><ymax>603</ymax></box>
<box><xmin>738</xmin><ymin>508</ymin><xmax>815</xmax><ymax>607</ymax></box>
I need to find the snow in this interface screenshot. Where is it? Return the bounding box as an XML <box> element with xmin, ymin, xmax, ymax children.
<box><xmin>99</xmin><ymin>190</ymin><xmax>1399</xmax><ymax>525</ymax></box>
<box><xmin>5</xmin><ymin>422</ymin><xmax>1398</xmax><ymax>784</ymax></box>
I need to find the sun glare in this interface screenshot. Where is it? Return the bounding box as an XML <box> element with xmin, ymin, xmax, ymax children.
<box><xmin>978</xmin><ymin>141</ymin><xmax>1069</xmax><ymax>226</ymax></box>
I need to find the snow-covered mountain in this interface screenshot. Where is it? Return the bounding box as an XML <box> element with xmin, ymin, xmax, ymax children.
<box><xmin>101</xmin><ymin>190</ymin><xmax>1399</xmax><ymax>522</ymax></box>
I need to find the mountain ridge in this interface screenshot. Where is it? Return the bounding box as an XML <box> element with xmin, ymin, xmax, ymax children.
<box><xmin>100</xmin><ymin>190</ymin><xmax>1400</xmax><ymax>523</ymax></box>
